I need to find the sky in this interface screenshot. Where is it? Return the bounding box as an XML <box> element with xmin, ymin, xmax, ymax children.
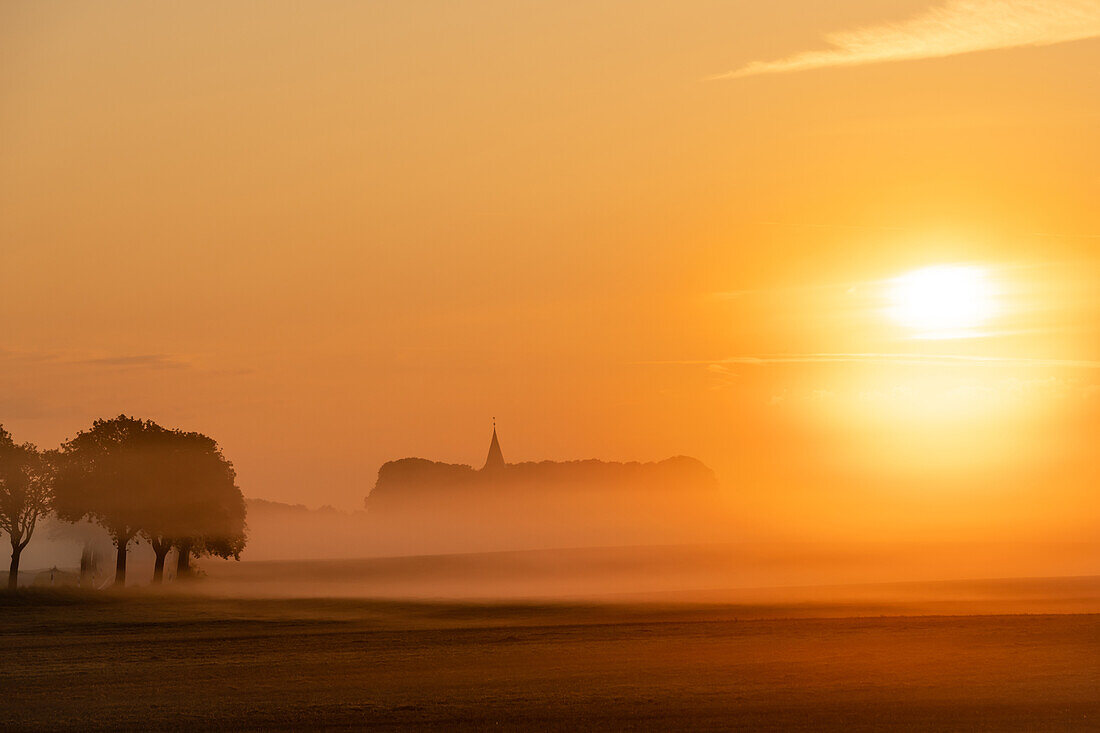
<box><xmin>1</xmin><ymin>0</ymin><xmax>1098</xmax><ymax>541</ymax></box>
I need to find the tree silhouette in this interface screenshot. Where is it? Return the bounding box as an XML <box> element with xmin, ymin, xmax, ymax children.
<box><xmin>141</xmin><ymin>431</ymin><xmax>246</xmax><ymax>583</ymax></box>
<box><xmin>54</xmin><ymin>416</ymin><xmax>247</xmax><ymax>587</ymax></box>
<box><xmin>54</xmin><ymin>416</ymin><xmax>174</xmax><ymax>587</ymax></box>
<box><xmin>0</xmin><ymin>427</ymin><xmax>53</xmax><ymax>590</ymax></box>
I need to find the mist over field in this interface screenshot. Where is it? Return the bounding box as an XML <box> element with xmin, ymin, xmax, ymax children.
<box><xmin>18</xmin><ymin>448</ymin><xmax>1100</xmax><ymax>605</ymax></box>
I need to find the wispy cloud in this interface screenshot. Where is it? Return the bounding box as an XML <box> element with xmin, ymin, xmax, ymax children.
<box><xmin>712</xmin><ymin>0</ymin><xmax>1100</xmax><ymax>80</ymax></box>
<box><xmin>649</xmin><ymin>354</ymin><xmax>1100</xmax><ymax>369</ymax></box>
<box><xmin>0</xmin><ymin>349</ymin><xmax>191</xmax><ymax>371</ymax></box>
<box><xmin>72</xmin><ymin>354</ymin><xmax>189</xmax><ymax>370</ymax></box>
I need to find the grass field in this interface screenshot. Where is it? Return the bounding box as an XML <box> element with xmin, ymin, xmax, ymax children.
<box><xmin>3</xmin><ymin>586</ymin><xmax>1098</xmax><ymax>731</ymax></box>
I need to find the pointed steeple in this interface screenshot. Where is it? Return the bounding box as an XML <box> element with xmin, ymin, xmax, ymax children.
<box><xmin>483</xmin><ymin>418</ymin><xmax>505</xmax><ymax>471</ymax></box>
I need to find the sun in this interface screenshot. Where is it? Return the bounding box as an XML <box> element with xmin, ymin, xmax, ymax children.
<box><xmin>887</xmin><ymin>265</ymin><xmax>996</xmax><ymax>337</ymax></box>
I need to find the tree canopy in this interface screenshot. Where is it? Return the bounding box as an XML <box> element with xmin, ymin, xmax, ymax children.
<box><xmin>54</xmin><ymin>417</ymin><xmax>170</xmax><ymax>543</ymax></box>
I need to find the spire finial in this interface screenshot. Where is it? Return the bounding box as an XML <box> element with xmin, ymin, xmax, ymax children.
<box><xmin>483</xmin><ymin>418</ymin><xmax>505</xmax><ymax>470</ymax></box>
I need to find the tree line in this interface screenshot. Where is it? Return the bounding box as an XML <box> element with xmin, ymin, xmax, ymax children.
<box><xmin>0</xmin><ymin>415</ymin><xmax>247</xmax><ymax>590</ymax></box>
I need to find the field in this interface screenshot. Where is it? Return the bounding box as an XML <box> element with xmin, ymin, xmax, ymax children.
<box><xmin>3</xmin><ymin>578</ymin><xmax>1099</xmax><ymax>731</ymax></box>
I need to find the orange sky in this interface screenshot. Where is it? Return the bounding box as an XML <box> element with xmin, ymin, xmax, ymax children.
<box><xmin>2</xmin><ymin>1</ymin><xmax>1098</xmax><ymax>540</ymax></box>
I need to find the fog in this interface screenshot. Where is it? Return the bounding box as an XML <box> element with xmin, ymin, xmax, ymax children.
<box><xmin>246</xmin><ymin>455</ymin><xmax>727</xmax><ymax>559</ymax></box>
<box><xmin>16</xmin><ymin>453</ymin><xmax>1100</xmax><ymax>601</ymax></box>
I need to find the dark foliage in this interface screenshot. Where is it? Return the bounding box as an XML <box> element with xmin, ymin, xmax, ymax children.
<box><xmin>0</xmin><ymin>426</ymin><xmax>53</xmax><ymax>589</ymax></box>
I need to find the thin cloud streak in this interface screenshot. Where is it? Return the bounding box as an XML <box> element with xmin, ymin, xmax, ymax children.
<box><xmin>72</xmin><ymin>354</ymin><xmax>189</xmax><ymax>370</ymax></box>
<box><xmin>0</xmin><ymin>349</ymin><xmax>192</xmax><ymax>371</ymax></box>
<box><xmin>647</xmin><ymin>354</ymin><xmax>1100</xmax><ymax>369</ymax></box>
<box><xmin>712</xmin><ymin>0</ymin><xmax>1100</xmax><ymax>80</ymax></box>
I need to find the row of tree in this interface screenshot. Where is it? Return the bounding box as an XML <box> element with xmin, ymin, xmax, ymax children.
<box><xmin>0</xmin><ymin>416</ymin><xmax>247</xmax><ymax>590</ymax></box>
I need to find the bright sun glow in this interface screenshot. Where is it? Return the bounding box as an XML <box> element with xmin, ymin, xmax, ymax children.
<box><xmin>887</xmin><ymin>265</ymin><xmax>996</xmax><ymax>337</ymax></box>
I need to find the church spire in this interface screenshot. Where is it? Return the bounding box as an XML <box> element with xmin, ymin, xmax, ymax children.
<box><xmin>483</xmin><ymin>418</ymin><xmax>505</xmax><ymax>471</ymax></box>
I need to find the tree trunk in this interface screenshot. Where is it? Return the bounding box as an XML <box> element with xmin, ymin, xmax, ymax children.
<box><xmin>113</xmin><ymin>536</ymin><xmax>129</xmax><ymax>588</ymax></box>
<box><xmin>175</xmin><ymin>541</ymin><xmax>192</xmax><ymax>579</ymax></box>
<box><xmin>8</xmin><ymin>544</ymin><xmax>20</xmax><ymax>590</ymax></box>
<box><xmin>151</xmin><ymin>546</ymin><xmax>169</xmax><ymax>585</ymax></box>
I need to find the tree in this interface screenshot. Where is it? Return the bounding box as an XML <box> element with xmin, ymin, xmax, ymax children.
<box><xmin>171</xmin><ymin>439</ymin><xmax>246</xmax><ymax>581</ymax></box>
<box><xmin>0</xmin><ymin>427</ymin><xmax>53</xmax><ymax>590</ymax></box>
<box><xmin>142</xmin><ymin>431</ymin><xmax>247</xmax><ymax>583</ymax></box>
<box><xmin>53</xmin><ymin>416</ymin><xmax>173</xmax><ymax>587</ymax></box>
<box><xmin>54</xmin><ymin>416</ymin><xmax>247</xmax><ymax>587</ymax></box>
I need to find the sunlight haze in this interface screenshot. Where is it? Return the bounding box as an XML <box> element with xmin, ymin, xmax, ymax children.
<box><xmin>3</xmin><ymin>4</ymin><xmax>1100</xmax><ymax>730</ymax></box>
<box><xmin>2</xmin><ymin>0</ymin><xmax>1097</xmax><ymax>542</ymax></box>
